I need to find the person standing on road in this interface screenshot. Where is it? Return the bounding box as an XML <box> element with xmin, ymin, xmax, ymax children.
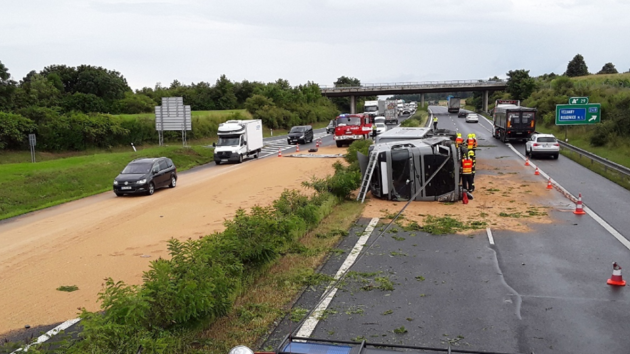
<box><xmin>372</xmin><ymin>123</ymin><xmax>377</xmax><ymax>141</ymax></box>
<box><xmin>468</xmin><ymin>150</ymin><xmax>476</xmax><ymax>192</ymax></box>
<box><xmin>467</xmin><ymin>134</ymin><xmax>474</xmax><ymax>150</ymax></box>
<box><xmin>461</xmin><ymin>153</ymin><xmax>474</xmax><ymax>192</ymax></box>
<box><xmin>472</xmin><ymin>133</ymin><xmax>478</xmax><ymax>149</ymax></box>
<box><xmin>433</xmin><ymin>116</ymin><xmax>438</xmax><ymax>130</ymax></box>
<box><xmin>455</xmin><ymin>133</ymin><xmax>463</xmax><ymax>148</ymax></box>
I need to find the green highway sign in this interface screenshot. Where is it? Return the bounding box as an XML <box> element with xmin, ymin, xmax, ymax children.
<box><xmin>569</xmin><ymin>97</ymin><xmax>589</xmax><ymax>104</ymax></box>
<box><xmin>555</xmin><ymin>103</ymin><xmax>601</xmax><ymax>125</ymax></box>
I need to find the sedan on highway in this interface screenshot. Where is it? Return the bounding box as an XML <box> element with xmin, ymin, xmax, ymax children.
<box><xmin>525</xmin><ymin>133</ymin><xmax>560</xmax><ymax>159</ymax></box>
<box><xmin>374</xmin><ymin>122</ymin><xmax>387</xmax><ymax>135</ymax></box>
<box><xmin>465</xmin><ymin>113</ymin><xmax>479</xmax><ymax>123</ymax></box>
<box><xmin>458</xmin><ymin>111</ymin><xmax>467</xmax><ymax>118</ymax></box>
<box><xmin>113</xmin><ymin>157</ymin><xmax>177</xmax><ymax>196</ymax></box>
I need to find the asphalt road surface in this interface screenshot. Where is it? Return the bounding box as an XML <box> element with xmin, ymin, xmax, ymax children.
<box><xmin>264</xmin><ymin>107</ymin><xmax>630</xmax><ymax>353</ymax></box>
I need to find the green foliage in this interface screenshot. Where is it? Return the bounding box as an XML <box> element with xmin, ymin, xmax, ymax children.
<box><xmin>60</xmin><ymin>188</ymin><xmax>338</xmax><ymax>352</ymax></box>
<box><xmin>302</xmin><ymin>162</ymin><xmax>362</xmax><ymax>199</ymax></box>
<box><xmin>598</xmin><ymin>63</ymin><xmax>619</xmax><ymax>75</ymax></box>
<box><xmin>565</xmin><ymin>54</ymin><xmax>589</xmax><ymax>77</ymax></box>
<box><xmin>345</xmin><ymin>139</ymin><xmax>373</xmax><ymax>166</ymax></box>
<box><xmin>506</xmin><ymin>69</ymin><xmax>536</xmax><ymax>101</ymax></box>
<box><xmin>56</xmin><ymin>285</ymin><xmax>79</xmax><ymax>292</ymax></box>
<box><xmin>0</xmin><ymin>112</ymin><xmax>35</xmax><ymax>149</ymax></box>
<box><xmin>0</xmin><ymin>60</ymin><xmax>17</xmax><ymax>111</ymax></box>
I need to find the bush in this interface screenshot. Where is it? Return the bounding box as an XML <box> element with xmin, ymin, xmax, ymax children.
<box><xmin>302</xmin><ymin>162</ymin><xmax>362</xmax><ymax>199</ymax></box>
<box><xmin>345</xmin><ymin>139</ymin><xmax>373</xmax><ymax>166</ymax></box>
<box><xmin>64</xmin><ymin>189</ymin><xmax>339</xmax><ymax>353</ymax></box>
<box><xmin>0</xmin><ymin>112</ymin><xmax>35</xmax><ymax>149</ymax></box>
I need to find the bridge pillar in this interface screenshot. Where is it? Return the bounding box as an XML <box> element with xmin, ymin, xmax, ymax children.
<box><xmin>483</xmin><ymin>91</ymin><xmax>489</xmax><ymax>112</ymax></box>
<box><xmin>421</xmin><ymin>94</ymin><xmax>425</xmax><ymax>108</ymax></box>
<box><xmin>350</xmin><ymin>95</ymin><xmax>356</xmax><ymax>114</ymax></box>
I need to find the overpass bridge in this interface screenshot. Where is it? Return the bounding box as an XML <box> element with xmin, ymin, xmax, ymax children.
<box><xmin>320</xmin><ymin>80</ymin><xmax>507</xmax><ymax>113</ymax></box>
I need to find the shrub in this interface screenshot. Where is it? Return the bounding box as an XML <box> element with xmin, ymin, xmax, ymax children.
<box><xmin>345</xmin><ymin>139</ymin><xmax>373</xmax><ymax>166</ymax></box>
<box><xmin>0</xmin><ymin>112</ymin><xmax>36</xmax><ymax>149</ymax></box>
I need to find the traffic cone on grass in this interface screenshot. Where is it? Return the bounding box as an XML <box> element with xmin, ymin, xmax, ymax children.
<box><xmin>534</xmin><ymin>166</ymin><xmax>540</xmax><ymax>175</ymax></box>
<box><xmin>546</xmin><ymin>178</ymin><xmax>553</xmax><ymax>190</ymax></box>
<box><xmin>573</xmin><ymin>193</ymin><xmax>586</xmax><ymax>215</ymax></box>
<box><xmin>296</xmin><ymin>143</ymin><xmax>300</xmax><ymax>152</ymax></box>
<box><xmin>278</xmin><ymin>148</ymin><xmax>282</xmax><ymax>158</ymax></box>
<box><xmin>525</xmin><ymin>158</ymin><xmax>530</xmax><ymax>166</ymax></box>
<box><xmin>607</xmin><ymin>262</ymin><xmax>626</xmax><ymax>286</ymax></box>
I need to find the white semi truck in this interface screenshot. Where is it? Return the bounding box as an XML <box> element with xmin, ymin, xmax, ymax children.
<box><xmin>213</xmin><ymin>120</ymin><xmax>264</xmax><ymax>164</ymax></box>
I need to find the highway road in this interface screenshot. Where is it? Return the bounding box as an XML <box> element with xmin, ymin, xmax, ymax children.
<box><xmin>264</xmin><ymin>107</ymin><xmax>630</xmax><ymax>354</ymax></box>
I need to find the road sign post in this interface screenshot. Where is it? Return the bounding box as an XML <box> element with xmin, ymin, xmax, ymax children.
<box><xmin>28</xmin><ymin>134</ymin><xmax>36</xmax><ymax>163</ymax></box>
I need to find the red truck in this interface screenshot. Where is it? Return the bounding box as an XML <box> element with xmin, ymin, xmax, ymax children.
<box><xmin>333</xmin><ymin>114</ymin><xmax>373</xmax><ymax>147</ymax></box>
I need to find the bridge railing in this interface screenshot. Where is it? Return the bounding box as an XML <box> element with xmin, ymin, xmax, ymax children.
<box><xmin>319</xmin><ymin>80</ymin><xmax>504</xmax><ymax>89</ymax></box>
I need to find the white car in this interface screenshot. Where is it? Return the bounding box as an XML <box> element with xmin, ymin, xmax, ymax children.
<box><xmin>465</xmin><ymin>113</ymin><xmax>479</xmax><ymax>123</ymax></box>
<box><xmin>375</xmin><ymin>122</ymin><xmax>387</xmax><ymax>135</ymax></box>
<box><xmin>525</xmin><ymin>133</ymin><xmax>560</xmax><ymax>159</ymax></box>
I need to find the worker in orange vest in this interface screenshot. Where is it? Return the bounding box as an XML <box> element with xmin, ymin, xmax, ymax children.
<box><xmin>472</xmin><ymin>133</ymin><xmax>478</xmax><ymax>149</ymax></box>
<box><xmin>461</xmin><ymin>153</ymin><xmax>474</xmax><ymax>192</ymax></box>
<box><xmin>468</xmin><ymin>150</ymin><xmax>476</xmax><ymax>192</ymax></box>
<box><xmin>455</xmin><ymin>133</ymin><xmax>463</xmax><ymax>148</ymax></box>
<box><xmin>466</xmin><ymin>134</ymin><xmax>474</xmax><ymax>150</ymax></box>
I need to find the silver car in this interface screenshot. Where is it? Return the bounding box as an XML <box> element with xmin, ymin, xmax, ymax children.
<box><xmin>525</xmin><ymin>133</ymin><xmax>560</xmax><ymax>159</ymax></box>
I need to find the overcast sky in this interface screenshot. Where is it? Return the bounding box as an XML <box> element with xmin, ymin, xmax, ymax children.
<box><xmin>2</xmin><ymin>0</ymin><xmax>629</xmax><ymax>90</ymax></box>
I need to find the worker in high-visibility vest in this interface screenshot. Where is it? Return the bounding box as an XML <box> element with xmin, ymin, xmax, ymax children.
<box><xmin>466</xmin><ymin>134</ymin><xmax>475</xmax><ymax>150</ymax></box>
<box><xmin>468</xmin><ymin>150</ymin><xmax>476</xmax><ymax>192</ymax></box>
<box><xmin>455</xmin><ymin>133</ymin><xmax>463</xmax><ymax>148</ymax></box>
<box><xmin>461</xmin><ymin>153</ymin><xmax>474</xmax><ymax>192</ymax></box>
<box><xmin>433</xmin><ymin>116</ymin><xmax>438</xmax><ymax>130</ymax></box>
<box><xmin>472</xmin><ymin>133</ymin><xmax>478</xmax><ymax>149</ymax></box>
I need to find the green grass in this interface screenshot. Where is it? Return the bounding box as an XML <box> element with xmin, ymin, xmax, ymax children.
<box><xmin>56</xmin><ymin>285</ymin><xmax>79</xmax><ymax>292</ymax></box>
<box><xmin>0</xmin><ymin>145</ymin><xmax>214</xmax><ymax>221</ymax></box>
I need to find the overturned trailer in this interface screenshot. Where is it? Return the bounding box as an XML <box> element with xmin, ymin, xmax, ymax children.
<box><xmin>357</xmin><ymin>136</ymin><xmax>462</xmax><ymax>203</ymax></box>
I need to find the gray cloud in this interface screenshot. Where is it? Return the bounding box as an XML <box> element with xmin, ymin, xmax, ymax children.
<box><xmin>1</xmin><ymin>0</ymin><xmax>628</xmax><ymax>89</ymax></box>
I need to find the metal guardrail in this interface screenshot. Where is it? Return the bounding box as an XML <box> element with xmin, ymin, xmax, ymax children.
<box><xmin>320</xmin><ymin>80</ymin><xmax>505</xmax><ymax>90</ymax></box>
<box><xmin>475</xmin><ymin>112</ymin><xmax>630</xmax><ymax>182</ymax></box>
<box><xmin>557</xmin><ymin>141</ymin><xmax>630</xmax><ymax>181</ymax></box>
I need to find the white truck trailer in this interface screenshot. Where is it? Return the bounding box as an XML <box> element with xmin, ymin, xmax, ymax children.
<box><xmin>213</xmin><ymin>120</ymin><xmax>263</xmax><ymax>164</ymax></box>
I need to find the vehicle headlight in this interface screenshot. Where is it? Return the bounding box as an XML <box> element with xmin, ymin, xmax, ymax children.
<box><xmin>137</xmin><ymin>179</ymin><xmax>147</xmax><ymax>184</ymax></box>
<box><xmin>300</xmin><ymin>135</ymin><xmax>304</xmax><ymax>139</ymax></box>
<box><xmin>113</xmin><ymin>180</ymin><xmax>118</xmax><ymax>186</ymax></box>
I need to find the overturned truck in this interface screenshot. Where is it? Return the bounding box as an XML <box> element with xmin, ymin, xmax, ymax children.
<box><xmin>357</xmin><ymin>135</ymin><xmax>463</xmax><ymax>203</ymax></box>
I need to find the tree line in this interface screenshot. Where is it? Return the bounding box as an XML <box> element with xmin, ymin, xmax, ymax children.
<box><xmin>0</xmin><ymin>61</ymin><xmax>343</xmax><ymax>151</ymax></box>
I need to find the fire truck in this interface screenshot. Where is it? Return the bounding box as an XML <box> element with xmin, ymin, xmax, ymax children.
<box><xmin>333</xmin><ymin>113</ymin><xmax>372</xmax><ymax>147</ymax></box>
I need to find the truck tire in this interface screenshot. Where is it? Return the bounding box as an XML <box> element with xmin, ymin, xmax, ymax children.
<box><xmin>254</xmin><ymin>151</ymin><xmax>259</xmax><ymax>158</ymax></box>
<box><xmin>336</xmin><ymin>141</ymin><xmax>343</xmax><ymax>148</ymax></box>
<box><xmin>238</xmin><ymin>154</ymin><xmax>243</xmax><ymax>163</ymax></box>
<box><xmin>500</xmin><ymin>131</ymin><xmax>507</xmax><ymax>143</ymax></box>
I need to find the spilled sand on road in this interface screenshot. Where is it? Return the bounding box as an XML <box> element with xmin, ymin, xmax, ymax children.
<box><xmin>0</xmin><ymin>146</ymin><xmax>345</xmax><ymax>335</ymax></box>
<box><xmin>362</xmin><ymin>158</ymin><xmax>568</xmax><ymax>234</ymax></box>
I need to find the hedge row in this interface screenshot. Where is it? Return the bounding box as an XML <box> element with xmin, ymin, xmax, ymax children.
<box><xmin>0</xmin><ymin>108</ymin><xmax>247</xmax><ymax>151</ymax></box>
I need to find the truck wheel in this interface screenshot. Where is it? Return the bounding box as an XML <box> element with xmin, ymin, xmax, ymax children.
<box><xmin>238</xmin><ymin>154</ymin><xmax>243</xmax><ymax>163</ymax></box>
<box><xmin>336</xmin><ymin>141</ymin><xmax>343</xmax><ymax>148</ymax></box>
<box><xmin>500</xmin><ymin>132</ymin><xmax>507</xmax><ymax>143</ymax></box>
<box><xmin>254</xmin><ymin>151</ymin><xmax>259</xmax><ymax>158</ymax></box>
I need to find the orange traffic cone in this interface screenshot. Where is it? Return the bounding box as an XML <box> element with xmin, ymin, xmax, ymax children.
<box><xmin>573</xmin><ymin>193</ymin><xmax>586</xmax><ymax>215</ymax></box>
<box><xmin>534</xmin><ymin>166</ymin><xmax>540</xmax><ymax>175</ymax></box>
<box><xmin>607</xmin><ymin>262</ymin><xmax>626</xmax><ymax>286</ymax></box>
<box><xmin>546</xmin><ymin>178</ymin><xmax>553</xmax><ymax>190</ymax></box>
<box><xmin>462</xmin><ymin>190</ymin><xmax>469</xmax><ymax>204</ymax></box>
<box><xmin>278</xmin><ymin>148</ymin><xmax>282</xmax><ymax>158</ymax></box>
<box><xmin>316</xmin><ymin>140</ymin><xmax>320</xmax><ymax>148</ymax></box>
<box><xmin>525</xmin><ymin>158</ymin><xmax>530</xmax><ymax>166</ymax></box>
<box><xmin>296</xmin><ymin>143</ymin><xmax>300</xmax><ymax>152</ymax></box>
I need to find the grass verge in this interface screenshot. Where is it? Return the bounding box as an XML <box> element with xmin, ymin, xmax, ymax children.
<box><xmin>0</xmin><ymin>145</ymin><xmax>214</xmax><ymax>221</ymax></box>
<box><xmin>196</xmin><ymin>201</ymin><xmax>365</xmax><ymax>354</ymax></box>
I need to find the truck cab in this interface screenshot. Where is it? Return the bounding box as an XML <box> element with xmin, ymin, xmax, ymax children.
<box><xmin>214</xmin><ymin>120</ymin><xmax>263</xmax><ymax>164</ymax></box>
<box><xmin>334</xmin><ymin>114</ymin><xmax>372</xmax><ymax>147</ymax></box>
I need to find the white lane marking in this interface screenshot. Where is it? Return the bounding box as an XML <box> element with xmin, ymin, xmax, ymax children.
<box><xmin>486</xmin><ymin>227</ymin><xmax>495</xmax><ymax>245</ymax></box>
<box><xmin>295</xmin><ymin>217</ymin><xmax>379</xmax><ymax>338</ymax></box>
<box><xmin>12</xmin><ymin>318</ymin><xmax>81</xmax><ymax>353</ymax></box>
<box><xmin>504</xmin><ymin>143</ymin><xmax>630</xmax><ymax>251</ymax></box>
